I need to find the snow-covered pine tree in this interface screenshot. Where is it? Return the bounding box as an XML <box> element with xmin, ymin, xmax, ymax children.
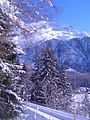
<box><xmin>31</xmin><ymin>57</ymin><xmax>46</xmax><ymax>105</ymax></box>
<box><xmin>81</xmin><ymin>89</ymin><xmax>90</xmax><ymax>118</ymax></box>
<box><xmin>19</xmin><ymin>61</ymin><xmax>34</xmax><ymax>101</ymax></box>
<box><xmin>41</xmin><ymin>48</ymin><xmax>61</xmax><ymax>109</ymax></box>
<box><xmin>0</xmin><ymin>41</ymin><xmax>23</xmax><ymax>119</ymax></box>
<box><xmin>0</xmin><ymin>2</ymin><xmax>24</xmax><ymax>119</ymax></box>
<box><xmin>31</xmin><ymin>80</ymin><xmax>46</xmax><ymax>105</ymax></box>
<box><xmin>59</xmin><ymin>64</ymin><xmax>72</xmax><ymax>112</ymax></box>
<box><xmin>31</xmin><ymin>48</ymin><xmax>62</xmax><ymax>109</ymax></box>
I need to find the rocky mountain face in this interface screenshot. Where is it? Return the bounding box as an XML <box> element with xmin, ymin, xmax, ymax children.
<box><xmin>23</xmin><ymin>21</ymin><xmax>90</xmax><ymax>74</ymax></box>
<box><xmin>26</xmin><ymin>36</ymin><xmax>90</xmax><ymax>73</ymax></box>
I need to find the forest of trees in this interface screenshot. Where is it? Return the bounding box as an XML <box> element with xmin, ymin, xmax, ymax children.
<box><xmin>30</xmin><ymin>48</ymin><xmax>72</xmax><ymax>111</ymax></box>
<box><xmin>0</xmin><ymin>0</ymin><xmax>56</xmax><ymax>119</ymax></box>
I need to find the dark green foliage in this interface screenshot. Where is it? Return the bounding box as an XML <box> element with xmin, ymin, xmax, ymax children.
<box><xmin>59</xmin><ymin>64</ymin><xmax>72</xmax><ymax>112</ymax></box>
<box><xmin>0</xmin><ymin>101</ymin><xmax>18</xmax><ymax>119</ymax></box>
<box><xmin>40</xmin><ymin>48</ymin><xmax>61</xmax><ymax>108</ymax></box>
<box><xmin>31</xmin><ymin>48</ymin><xmax>72</xmax><ymax>111</ymax></box>
<box><xmin>81</xmin><ymin>90</ymin><xmax>90</xmax><ymax>117</ymax></box>
<box><xmin>60</xmin><ymin>65</ymin><xmax>72</xmax><ymax>96</ymax></box>
<box><xmin>31</xmin><ymin>48</ymin><xmax>61</xmax><ymax>108</ymax></box>
<box><xmin>31</xmin><ymin>81</ymin><xmax>46</xmax><ymax>105</ymax></box>
<box><xmin>0</xmin><ymin>70</ymin><xmax>14</xmax><ymax>90</ymax></box>
<box><xmin>0</xmin><ymin>36</ymin><xmax>21</xmax><ymax>119</ymax></box>
<box><xmin>0</xmin><ymin>38</ymin><xmax>18</xmax><ymax>62</ymax></box>
<box><xmin>31</xmin><ymin>57</ymin><xmax>46</xmax><ymax>105</ymax></box>
<box><xmin>0</xmin><ymin>89</ymin><xmax>19</xmax><ymax>120</ymax></box>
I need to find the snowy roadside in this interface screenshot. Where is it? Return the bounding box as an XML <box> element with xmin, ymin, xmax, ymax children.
<box><xmin>15</xmin><ymin>101</ymin><xmax>90</xmax><ymax>120</ymax></box>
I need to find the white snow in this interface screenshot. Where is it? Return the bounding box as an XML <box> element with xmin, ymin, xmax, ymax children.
<box><xmin>72</xmin><ymin>92</ymin><xmax>90</xmax><ymax>113</ymax></box>
<box><xmin>72</xmin><ymin>93</ymin><xmax>85</xmax><ymax>103</ymax></box>
<box><xmin>5</xmin><ymin>89</ymin><xmax>21</xmax><ymax>101</ymax></box>
<box><xmin>66</xmin><ymin>67</ymin><xmax>76</xmax><ymax>72</ymax></box>
<box><xmin>25</xmin><ymin>21</ymin><xmax>90</xmax><ymax>43</ymax></box>
<box><xmin>0</xmin><ymin>58</ymin><xmax>25</xmax><ymax>76</ymax></box>
<box><xmin>0</xmin><ymin>0</ymin><xmax>24</xmax><ymax>29</ymax></box>
<box><xmin>14</xmin><ymin>46</ymin><xmax>25</xmax><ymax>55</ymax></box>
<box><xmin>82</xmin><ymin>31</ymin><xmax>90</xmax><ymax>37</ymax></box>
<box><xmin>23</xmin><ymin>105</ymin><xmax>61</xmax><ymax>120</ymax></box>
<box><xmin>0</xmin><ymin>0</ymin><xmax>9</xmax><ymax>7</ymax></box>
<box><xmin>0</xmin><ymin>59</ymin><xmax>11</xmax><ymax>73</ymax></box>
<box><xmin>30</xmin><ymin>25</ymin><xmax>78</xmax><ymax>42</ymax></box>
<box><xmin>17</xmin><ymin>101</ymin><xmax>90</xmax><ymax>120</ymax></box>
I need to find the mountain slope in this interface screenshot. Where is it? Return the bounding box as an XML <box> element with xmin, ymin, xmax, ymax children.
<box><xmin>23</xmin><ymin>21</ymin><xmax>90</xmax><ymax>73</ymax></box>
<box><xmin>25</xmin><ymin>36</ymin><xmax>90</xmax><ymax>73</ymax></box>
<box><xmin>23</xmin><ymin>22</ymin><xmax>90</xmax><ymax>87</ymax></box>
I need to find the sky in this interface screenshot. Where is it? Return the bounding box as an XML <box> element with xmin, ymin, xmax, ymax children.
<box><xmin>16</xmin><ymin>0</ymin><xmax>90</xmax><ymax>33</ymax></box>
<box><xmin>52</xmin><ymin>0</ymin><xmax>90</xmax><ymax>32</ymax></box>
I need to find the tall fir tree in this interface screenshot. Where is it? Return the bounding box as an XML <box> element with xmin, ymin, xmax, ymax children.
<box><xmin>41</xmin><ymin>48</ymin><xmax>61</xmax><ymax>109</ymax></box>
<box><xmin>31</xmin><ymin>58</ymin><xmax>46</xmax><ymax>105</ymax></box>
<box><xmin>31</xmin><ymin>48</ymin><xmax>72</xmax><ymax>111</ymax></box>
<box><xmin>0</xmin><ymin>3</ymin><xmax>24</xmax><ymax>118</ymax></box>
<box><xmin>81</xmin><ymin>89</ymin><xmax>90</xmax><ymax>117</ymax></box>
<box><xmin>31</xmin><ymin>48</ymin><xmax>61</xmax><ymax>108</ymax></box>
<box><xmin>59</xmin><ymin>64</ymin><xmax>72</xmax><ymax>112</ymax></box>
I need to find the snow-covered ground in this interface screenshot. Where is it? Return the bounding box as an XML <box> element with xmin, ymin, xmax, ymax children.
<box><xmin>16</xmin><ymin>101</ymin><xmax>90</xmax><ymax>120</ymax></box>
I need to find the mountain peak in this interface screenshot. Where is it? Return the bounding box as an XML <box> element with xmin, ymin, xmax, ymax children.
<box><xmin>28</xmin><ymin>21</ymin><xmax>90</xmax><ymax>43</ymax></box>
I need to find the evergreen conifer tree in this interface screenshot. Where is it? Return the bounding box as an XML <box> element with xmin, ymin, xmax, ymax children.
<box><xmin>0</xmin><ymin>4</ymin><xmax>23</xmax><ymax>118</ymax></box>
<box><xmin>31</xmin><ymin>48</ymin><xmax>72</xmax><ymax>111</ymax></box>
<box><xmin>41</xmin><ymin>48</ymin><xmax>61</xmax><ymax>109</ymax></box>
<box><xmin>81</xmin><ymin>89</ymin><xmax>90</xmax><ymax>117</ymax></box>
<box><xmin>31</xmin><ymin>58</ymin><xmax>46</xmax><ymax>105</ymax></box>
<box><xmin>59</xmin><ymin>64</ymin><xmax>72</xmax><ymax>112</ymax></box>
<box><xmin>31</xmin><ymin>48</ymin><xmax>61</xmax><ymax>108</ymax></box>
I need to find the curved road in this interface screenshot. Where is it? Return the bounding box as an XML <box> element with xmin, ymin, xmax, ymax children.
<box><xmin>17</xmin><ymin>102</ymin><xmax>90</xmax><ymax>120</ymax></box>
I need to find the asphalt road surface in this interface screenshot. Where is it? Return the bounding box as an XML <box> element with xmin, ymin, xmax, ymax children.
<box><xmin>17</xmin><ymin>102</ymin><xmax>90</xmax><ymax>120</ymax></box>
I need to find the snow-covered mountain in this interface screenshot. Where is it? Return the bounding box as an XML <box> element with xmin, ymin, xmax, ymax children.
<box><xmin>23</xmin><ymin>21</ymin><xmax>90</xmax><ymax>88</ymax></box>
<box><xmin>25</xmin><ymin>21</ymin><xmax>90</xmax><ymax>43</ymax></box>
<box><xmin>24</xmin><ymin>21</ymin><xmax>90</xmax><ymax>73</ymax></box>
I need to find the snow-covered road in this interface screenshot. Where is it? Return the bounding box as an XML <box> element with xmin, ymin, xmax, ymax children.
<box><xmin>17</xmin><ymin>102</ymin><xmax>90</xmax><ymax>120</ymax></box>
